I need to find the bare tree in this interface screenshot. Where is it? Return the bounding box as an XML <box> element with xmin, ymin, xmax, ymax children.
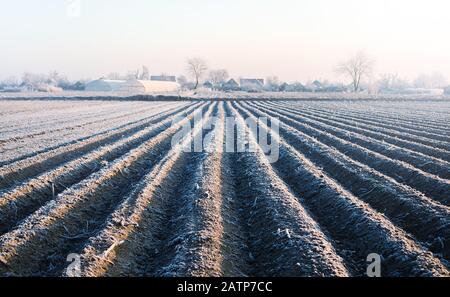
<box><xmin>1</xmin><ymin>76</ymin><xmax>19</xmax><ymax>86</ymax></box>
<box><xmin>336</xmin><ymin>51</ymin><xmax>374</xmax><ymax>92</ymax></box>
<box><xmin>414</xmin><ymin>72</ymin><xmax>447</xmax><ymax>89</ymax></box>
<box><xmin>140</xmin><ymin>66</ymin><xmax>150</xmax><ymax>80</ymax></box>
<box><xmin>177</xmin><ymin>75</ymin><xmax>189</xmax><ymax>89</ymax></box>
<box><xmin>186</xmin><ymin>57</ymin><xmax>208</xmax><ymax>89</ymax></box>
<box><xmin>265</xmin><ymin>76</ymin><xmax>281</xmax><ymax>91</ymax></box>
<box><xmin>126</xmin><ymin>69</ymin><xmax>140</xmax><ymax>80</ymax></box>
<box><xmin>377</xmin><ymin>73</ymin><xmax>410</xmax><ymax>92</ymax></box>
<box><xmin>22</xmin><ymin>72</ymin><xmax>45</xmax><ymax>86</ymax></box>
<box><xmin>208</xmin><ymin>69</ymin><xmax>229</xmax><ymax>88</ymax></box>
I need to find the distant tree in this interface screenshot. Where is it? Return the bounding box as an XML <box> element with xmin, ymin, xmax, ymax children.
<box><xmin>377</xmin><ymin>73</ymin><xmax>410</xmax><ymax>92</ymax></box>
<box><xmin>414</xmin><ymin>72</ymin><xmax>447</xmax><ymax>89</ymax></box>
<box><xmin>107</xmin><ymin>72</ymin><xmax>122</xmax><ymax>80</ymax></box>
<box><xmin>125</xmin><ymin>70</ymin><xmax>139</xmax><ymax>80</ymax></box>
<box><xmin>176</xmin><ymin>75</ymin><xmax>192</xmax><ymax>90</ymax></box>
<box><xmin>46</xmin><ymin>71</ymin><xmax>70</xmax><ymax>87</ymax></box>
<box><xmin>21</xmin><ymin>72</ymin><xmax>46</xmax><ymax>88</ymax></box>
<box><xmin>208</xmin><ymin>69</ymin><xmax>229</xmax><ymax>88</ymax></box>
<box><xmin>177</xmin><ymin>75</ymin><xmax>188</xmax><ymax>85</ymax></box>
<box><xmin>140</xmin><ymin>66</ymin><xmax>150</xmax><ymax>80</ymax></box>
<box><xmin>186</xmin><ymin>57</ymin><xmax>208</xmax><ymax>89</ymax></box>
<box><xmin>265</xmin><ymin>76</ymin><xmax>281</xmax><ymax>91</ymax></box>
<box><xmin>1</xmin><ymin>76</ymin><xmax>19</xmax><ymax>87</ymax></box>
<box><xmin>336</xmin><ymin>51</ymin><xmax>374</xmax><ymax>92</ymax></box>
<box><xmin>48</xmin><ymin>70</ymin><xmax>62</xmax><ymax>82</ymax></box>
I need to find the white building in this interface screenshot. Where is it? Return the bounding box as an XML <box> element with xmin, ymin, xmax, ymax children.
<box><xmin>85</xmin><ymin>79</ymin><xmax>127</xmax><ymax>92</ymax></box>
<box><xmin>85</xmin><ymin>79</ymin><xmax>180</xmax><ymax>94</ymax></box>
<box><xmin>121</xmin><ymin>80</ymin><xmax>180</xmax><ymax>94</ymax></box>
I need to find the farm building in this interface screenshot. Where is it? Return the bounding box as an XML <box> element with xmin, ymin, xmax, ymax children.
<box><xmin>221</xmin><ymin>79</ymin><xmax>240</xmax><ymax>91</ymax></box>
<box><xmin>120</xmin><ymin>80</ymin><xmax>180</xmax><ymax>93</ymax></box>
<box><xmin>279</xmin><ymin>82</ymin><xmax>308</xmax><ymax>92</ymax></box>
<box><xmin>85</xmin><ymin>79</ymin><xmax>180</xmax><ymax>93</ymax></box>
<box><xmin>240</xmin><ymin>78</ymin><xmax>264</xmax><ymax>92</ymax></box>
<box><xmin>85</xmin><ymin>79</ymin><xmax>127</xmax><ymax>92</ymax></box>
<box><xmin>203</xmin><ymin>81</ymin><xmax>214</xmax><ymax>89</ymax></box>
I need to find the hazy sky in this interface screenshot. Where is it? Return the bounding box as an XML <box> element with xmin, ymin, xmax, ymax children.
<box><xmin>1</xmin><ymin>0</ymin><xmax>449</xmax><ymax>82</ymax></box>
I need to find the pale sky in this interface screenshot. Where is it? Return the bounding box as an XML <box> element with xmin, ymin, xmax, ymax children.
<box><xmin>1</xmin><ymin>0</ymin><xmax>449</xmax><ymax>83</ymax></box>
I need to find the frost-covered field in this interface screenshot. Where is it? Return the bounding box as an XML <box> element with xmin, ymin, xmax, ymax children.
<box><xmin>1</xmin><ymin>90</ymin><xmax>449</xmax><ymax>101</ymax></box>
<box><xmin>0</xmin><ymin>98</ymin><xmax>449</xmax><ymax>277</ymax></box>
<box><xmin>0</xmin><ymin>91</ymin><xmax>182</xmax><ymax>99</ymax></box>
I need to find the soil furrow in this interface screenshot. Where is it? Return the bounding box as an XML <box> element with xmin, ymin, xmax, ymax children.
<box><xmin>61</xmin><ymin>103</ymin><xmax>217</xmax><ymax>277</ymax></box>
<box><xmin>0</xmin><ymin>102</ymin><xmax>176</xmax><ymax>143</ymax></box>
<box><xmin>0</xmin><ymin>102</ymin><xmax>197</xmax><ymax>189</ymax></box>
<box><xmin>295</xmin><ymin>104</ymin><xmax>450</xmax><ymax>144</ymax></box>
<box><xmin>259</xmin><ymin>101</ymin><xmax>450</xmax><ymax>162</ymax></box>
<box><xmin>233</xmin><ymin>101</ymin><xmax>450</xmax><ymax>277</ymax></box>
<box><xmin>0</xmin><ymin>103</ymin><xmax>208</xmax><ymax>276</ymax></box>
<box><xmin>0</xmin><ymin>102</ymin><xmax>191</xmax><ymax>166</ymax></box>
<box><xmin>248</xmin><ymin>101</ymin><xmax>450</xmax><ymax>205</ymax></box>
<box><xmin>268</xmin><ymin>101</ymin><xmax>450</xmax><ymax>149</ymax></box>
<box><xmin>298</xmin><ymin>104</ymin><xmax>450</xmax><ymax>134</ymax></box>
<box><xmin>0</xmin><ymin>102</ymin><xmax>169</xmax><ymax>136</ymax></box>
<box><xmin>0</xmin><ymin>103</ymin><xmax>204</xmax><ymax>235</ymax></box>
<box><xmin>225</xmin><ymin>102</ymin><xmax>349</xmax><ymax>276</ymax></box>
<box><xmin>239</xmin><ymin>101</ymin><xmax>450</xmax><ymax>262</ymax></box>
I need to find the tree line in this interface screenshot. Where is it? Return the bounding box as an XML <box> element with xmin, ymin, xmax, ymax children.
<box><xmin>1</xmin><ymin>51</ymin><xmax>448</xmax><ymax>93</ymax></box>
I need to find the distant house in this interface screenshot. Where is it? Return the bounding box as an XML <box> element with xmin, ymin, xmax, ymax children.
<box><xmin>58</xmin><ymin>80</ymin><xmax>86</xmax><ymax>91</ymax></box>
<box><xmin>240</xmin><ymin>79</ymin><xmax>264</xmax><ymax>92</ymax></box>
<box><xmin>70</xmin><ymin>81</ymin><xmax>86</xmax><ymax>91</ymax></box>
<box><xmin>321</xmin><ymin>84</ymin><xmax>347</xmax><ymax>93</ymax></box>
<box><xmin>221</xmin><ymin>79</ymin><xmax>240</xmax><ymax>91</ymax></box>
<box><xmin>19</xmin><ymin>82</ymin><xmax>34</xmax><ymax>92</ymax></box>
<box><xmin>280</xmin><ymin>82</ymin><xmax>308</xmax><ymax>92</ymax></box>
<box><xmin>203</xmin><ymin>81</ymin><xmax>214</xmax><ymax>89</ymax></box>
<box><xmin>310</xmin><ymin>80</ymin><xmax>323</xmax><ymax>92</ymax></box>
<box><xmin>150</xmin><ymin>75</ymin><xmax>176</xmax><ymax>82</ymax></box>
<box><xmin>85</xmin><ymin>79</ymin><xmax>127</xmax><ymax>92</ymax></box>
<box><xmin>444</xmin><ymin>86</ymin><xmax>450</xmax><ymax>95</ymax></box>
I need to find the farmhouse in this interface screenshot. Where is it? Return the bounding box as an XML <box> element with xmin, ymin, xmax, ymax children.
<box><xmin>85</xmin><ymin>79</ymin><xmax>127</xmax><ymax>92</ymax></box>
<box><xmin>221</xmin><ymin>79</ymin><xmax>240</xmax><ymax>91</ymax></box>
<box><xmin>240</xmin><ymin>78</ymin><xmax>264</xmax><ymax>92</ymax></box>
<box><xmin>279</xmin><ymin>82</ymin><xmax>308</xmax><ymax>92</ymax></box>
<box><xmin>203</xmin><ymin>81</ymin><xmax>214</xmax><ymax>89</ymax></box>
